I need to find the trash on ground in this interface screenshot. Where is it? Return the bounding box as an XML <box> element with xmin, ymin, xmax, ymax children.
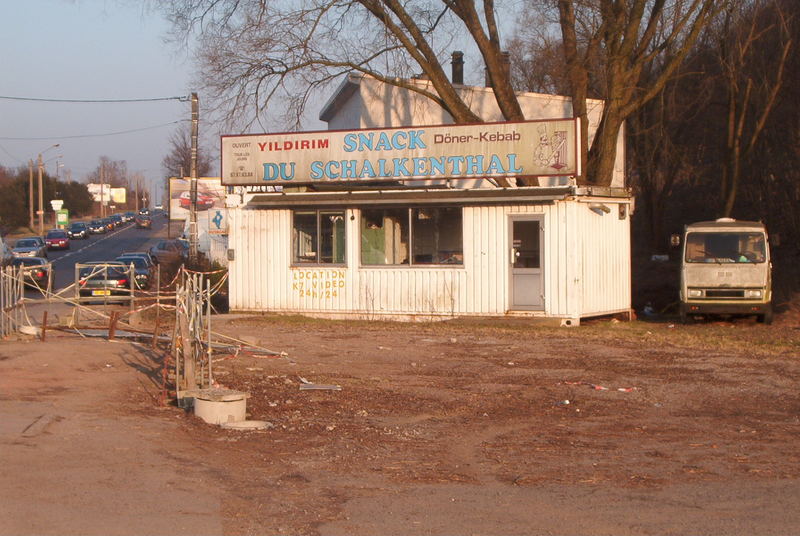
<box><xmin>562</xmin><ymin>380</ymin><xmax>638</xmax><ymax>392</ymax></box>
<box><xmin>298</xmin><ymin>376</ymin><xmax>342</xmax><ymax>391</ymax></box>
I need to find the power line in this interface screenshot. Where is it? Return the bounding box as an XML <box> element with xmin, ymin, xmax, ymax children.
<box><xmin>0</xmin><ymin>94</ymin><xmax>190</xmax><ymax>103</ymax></box>
<box><xmin>0</xmin><ymin>119</ymin><xmax>188</xmax><ymax>141</ymax></box>
<box><xmin>0</xmin><ymin>142</ymin><xmax>22</xmax><ymax>164</ymax></box>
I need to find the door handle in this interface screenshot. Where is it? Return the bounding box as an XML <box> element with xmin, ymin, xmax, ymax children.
<box><xmin>510</xmin><ymin>248</ymin><xmax>518</xmax><ymax>265</ymax></box>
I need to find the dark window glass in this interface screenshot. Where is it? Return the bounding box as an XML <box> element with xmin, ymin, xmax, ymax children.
<box><xmin>361</xmin><ymin>207</ymin><xmax>462</xmax><ymax>266</ymax></box>
<box><xmin>293</xmin><ymin>210</ymin><xmax>346</xmax><ymax>264</ymax></box>
<box><xmin>411</xmin><ymin>207</ymin><xmax>463</xmax><ymax>265</ymax></box>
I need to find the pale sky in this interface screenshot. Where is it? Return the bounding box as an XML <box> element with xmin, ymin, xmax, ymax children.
<box><xmin>0</xmin><ymin>1</ymin><xmax>196</xmax><ymax>201</ymax></box>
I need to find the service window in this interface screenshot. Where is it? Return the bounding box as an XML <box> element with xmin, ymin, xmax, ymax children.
<box><xmin>292</xmin><ymin>210</ymin><xmax>346</xmax><ymax>265</ymax></box>
<box><xmin>361</xmin><ymin>207</ymin><xmax>463</xmax><ymax>266</ymax></box>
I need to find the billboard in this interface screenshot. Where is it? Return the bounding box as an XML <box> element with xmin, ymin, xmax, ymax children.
<box><xmin>221</xmin><ymin>118</ymin><xmax>580</xmax><ymax>186</ymax></box>
<box><xmin>87</xmin><ymin>184</ymin><xmax>127</xmax><ymax>204</ymax></box>
<box><xmin>168</xmin><ymin>177</ymin><xmax>226</xmax><ymax>221</ymax></box>
<box><xmin>86</xmin><ymin>183</ymin><xmax>110</xmax><ymax>203</ymax></box>
<box><xmin>110</xmin><ymin>188</ymin><xmax>126</xmax><ymax>204</ymax></box>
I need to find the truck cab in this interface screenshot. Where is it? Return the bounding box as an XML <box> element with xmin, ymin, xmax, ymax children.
<box><xmin>680</xmin><ymin>218</ymin><xmax>772</xmax><ymax>324</ymax></box>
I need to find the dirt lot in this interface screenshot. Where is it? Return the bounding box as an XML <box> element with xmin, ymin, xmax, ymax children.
<box><xmin>1</xmin><ymin>309</ymin><xmax>799</xmax><ymax>535</ymax></box>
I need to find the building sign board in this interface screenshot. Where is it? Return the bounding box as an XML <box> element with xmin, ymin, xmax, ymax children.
<box><xmin>221</xmin><ymin>118</ymin><xmax>580</xmax><ymax>186</ymax></box>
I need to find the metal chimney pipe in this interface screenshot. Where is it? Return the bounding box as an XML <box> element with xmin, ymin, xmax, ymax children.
<box><xmin>451</xmin><ymin>51</ymin><xmax>464</xmax><ymax>85</ymax></box>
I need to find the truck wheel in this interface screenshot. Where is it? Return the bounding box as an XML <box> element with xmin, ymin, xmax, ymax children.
<box><xmin>679</xmin><ymin>304</ymin><xmax>689</xmax><ymax>324</ymax></box>
<box><xmin>757</xmin><ymin>305</ymin><xmax>773</xmax><ymax>325</ymax></box>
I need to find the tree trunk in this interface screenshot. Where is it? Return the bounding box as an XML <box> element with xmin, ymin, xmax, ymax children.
<box><xmin>587</xmin><ymin>108</ymin><xmax>624</xmax><ymax>186</ymax></box>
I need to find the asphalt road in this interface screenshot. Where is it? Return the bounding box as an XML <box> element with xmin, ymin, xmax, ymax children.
<box><xmin>36</xmin><ymin>214</ymin><xmax>176</xmax><ymax>292</ymax></box>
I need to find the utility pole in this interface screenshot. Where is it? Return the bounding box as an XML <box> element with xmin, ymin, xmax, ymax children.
<box><xmin>28</xmin><ymin>160</ymin><xmax>34</xmax><ymax>230</ymax></box>
<box><xmin>37</xmin><ymin>154</ymin><xmax>44</xmax><ymax>235</ymax></box>
<box><xmin>100</xmin><ymin>161</ymin><xmax>105</xmax><ymax>218</ymax></box>
<box><xmin>189</xmin><ymin>92</ymin><xmax>199</xmax><ymax>264</ymax></box>
<box><xmin>135</xmin><ymin>180</ymin><xmax>139</xmax><ymax>212</ymax></box>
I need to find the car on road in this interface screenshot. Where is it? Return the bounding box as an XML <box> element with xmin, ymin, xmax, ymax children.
<box><xmin>123</xmin><ymin>211</ymin><xmax>136</xmax><ymax>223</ymax></box>
<box><xmin>115</xmin><ymin>255</ymin><xmax>152</xmax><ymax>289</ymax></box>
<box><xmin>178</xmin><ymin>190</ymin><xmax>216</xmax><ymax>210</ymax></box>
<box><xmin>44</xmin><ymin>229</ymin><xmax>70</xmax><ymax>250</ymax></box>
<box><xmin>68</xmin><ymin>222</ymin><xmax>89</xmax><ymax>240</ymax></box>
<box><xmin>135</xmin><ymin>214</ymin><xmax>152</xmax><ymax>229</ymax></box>
<box><xmin>149</xmin><ymin>239</ymin><xmax>187</xmax><ymax>265</ymax></box>
<box><xmin>101</xmin><ymin>218</ymin><xmax>114</xmax><ymax>232</ymax></box>
<box><xmin>12</xmin><ymin>237</ymin><xmax>48</xmax><ymax>258</ymax></box>
<box><xmin>109</xmin><ymin>214</ymin><xmax>123</xmax><ymax>228</ymax></box>
<box><xmin>88</xmin><ymin>219</ymin><xmax>107</xmax><ymax>234</ymax></box>
<box><xmin>78</xmin><ymin>261</ymin><xmax>132</xmax><ymax>299</ymax></box>
<box><xmin>10</xmin><ymin>257</ymin><xmax>51</xmax><ymax>289</ymax></box>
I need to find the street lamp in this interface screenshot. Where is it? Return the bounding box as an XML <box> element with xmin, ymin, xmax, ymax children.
<box><xmin>34</xmin><ymin>144</ymin><xmax>60</xmax><ymax>235</ymax></box>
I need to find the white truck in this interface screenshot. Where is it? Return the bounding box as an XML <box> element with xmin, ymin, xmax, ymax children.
<box><xmin>679</xmin><ymin>218</ymin><xmax>772</xmax><ymax>324</ymax></box>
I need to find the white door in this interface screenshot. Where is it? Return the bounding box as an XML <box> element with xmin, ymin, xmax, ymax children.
<box><xmin>509</xmin><ymin>217</ymin><xmax>543</xmax><ymax>310</ymax></box>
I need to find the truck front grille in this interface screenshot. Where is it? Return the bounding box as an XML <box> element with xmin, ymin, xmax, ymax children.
<box><xmin>705</xmin><ymin>289</ymin><xmax>745</xmax><ymax>298</ymax></box>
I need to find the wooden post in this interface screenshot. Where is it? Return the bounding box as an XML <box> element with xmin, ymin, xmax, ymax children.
<box><xmin>40</xmin><ymin>311</ymin><xmax>47</xmax><ymax>342</ymax></box>
<box><xmin>108</xmin><ymin>311</ymin><xmax>119</xmax><ymax>340</ymax></box>
<box><xmin>151</xmin><ymin>307</ymin><xmax>161</xmax><ymax>349</ymax></box>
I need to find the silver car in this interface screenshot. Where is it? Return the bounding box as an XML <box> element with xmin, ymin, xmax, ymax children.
<box><xmin>13</xmin><ymin>237</ymin><xmax>47</xmax><ymax>258</ymax></box>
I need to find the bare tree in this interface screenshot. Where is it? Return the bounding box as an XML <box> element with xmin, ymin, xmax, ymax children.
<box><xmin>86</xmin><ymin>157</ymin><xmax>128</xmax><ymax>187</ymax></box>
<box><xmin>163</xmin><ymin>0</ymin><xmax>723</xmax><ymax>187</ymax></box>
<box><xmin>553</xmin><ymin>0</ymin><xmax>724</xmax><ymax>185</ymax></box>
<box><xmin>713</xmin><ymin>0</ymin><xmax>792</xmax><ymax>216</ymax></box>
<box><xmin>507</xmin><ymin>11</ymin><xmax>571</xmax><ymax>95</ymax></box>
<box><xmin>161</xmin><ymin>124</ymin><xmax>214</xmax><ymax>178</ymax></box>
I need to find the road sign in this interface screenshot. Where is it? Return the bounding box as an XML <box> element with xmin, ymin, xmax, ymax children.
<box><xmin>50</xmin><ymin>199</ymin><xmax>64</xmax><ymax>211</ymax></box>
<box><xmin>208</xmin><ymin>208</ymin><xmax>227</xmax><ymax>234</ymax></box>
<box><xmin>56</xmin><ymin>209</ymin><xmax>69</xmax><ymax>227</ymax></box>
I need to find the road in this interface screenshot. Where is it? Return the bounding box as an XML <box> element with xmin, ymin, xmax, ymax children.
<box><xmin>34</xmin><ymin>213</ymin><xmax>176</xmax><ymax>292</ymax></box>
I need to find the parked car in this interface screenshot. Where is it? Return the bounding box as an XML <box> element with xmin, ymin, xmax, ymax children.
<box><xmin>13</xmin><ymin>237</ymin><xmax>48</xmax><ymax>258</ymax></box>
<box><xmin>121</xmin><ymin>251</ymin><xmax>158</xmax><ymax>268</ymax></box>
<box><xmin>178</xmin><ymin>190</ymin><xmax>216</xmax><ymax>210</ymax></box>
<box><xmin>44</xmin><ymin>229</ymin><xmax>70</xmax><ymax>250</ymax></box>
<box><xmin>115</xmin><ymin>255</ymin><xmax>152</xmax><ymax>289</ymax></box>
<box><xmin>78</xmin><ymin>261</ymin><xmax>131</xmax><ymax>299</ymax></box>
<box><xmin>88</xmin><ymin>219</ymin><xmax>107</xmax><ymax>234</ymax></box>
<box><xmin>135</xmin><ymin>214</ymin><xmax>152</xmax><ymax>229</ymax></box>
<box><xmin>68</xmin><ymin>222</ymin><xmax>89</xmax><ymax>239</ymax></box>
<box><xmin>149</xmin><ymin>239</ymin><xmax>188</xmax><ymax>265</ymax></box>
<box><xmin>10</xmin><ymin>257</ymin><xmax>51</xmax><ymax>289</ymax></box>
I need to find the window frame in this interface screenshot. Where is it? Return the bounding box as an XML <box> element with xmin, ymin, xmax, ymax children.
<box><xmin>291</xmin><ymin>209</ymin><xmax>347</xmax><ymax>266</ymax></box>
<box><xmin>359</xmin><ymin>206</ymin><xmax>464</xmax><ymax>267</ymax></box>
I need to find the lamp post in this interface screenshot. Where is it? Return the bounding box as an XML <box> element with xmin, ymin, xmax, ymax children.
<box><xmin>37</xmin><ymin>144</ymin><xmax>60</xmax><ymax>235</ymax></box>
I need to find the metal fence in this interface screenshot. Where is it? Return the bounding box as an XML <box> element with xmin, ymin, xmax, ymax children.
<box><xmin>174</xmin><ymin>271</ymin><xmax>213</xmax><ymax>402</ymax></box>
<box><xmin>0</xmin><ymin>266</ymin><xmax>25</xmax><ymax>337</ymax></box>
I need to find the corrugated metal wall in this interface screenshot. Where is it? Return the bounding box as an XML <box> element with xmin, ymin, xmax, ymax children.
<box><xmin>229</xmin><ymin>199</ymin><xmax>631</xmax><ymax>319</ymax></box>
<box><xmin>576</xmin><ymin>200</ymin><xmax>632</xmax><ymax>315</ymax></box>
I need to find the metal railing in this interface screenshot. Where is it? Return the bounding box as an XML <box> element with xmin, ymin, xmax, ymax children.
<box><xmin>0</xmin><ymin>266</ymin><xmax>25</xmax><ymax>337</ymax></box>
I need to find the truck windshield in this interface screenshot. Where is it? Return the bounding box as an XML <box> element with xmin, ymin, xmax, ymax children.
<box><xmin>685</xmin><ymin>232</ymin><xmax>766</xmax><ymax>263</ymax></box>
